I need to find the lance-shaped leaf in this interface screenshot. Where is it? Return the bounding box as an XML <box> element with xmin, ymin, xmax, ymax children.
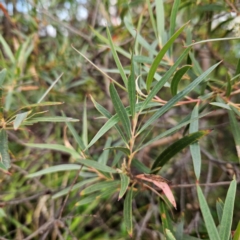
<box><xmin>160</xmin><ymin>200</ymin><xmax>174</xmax><ymax>234</ymax></box>
<box><xmin>26</xmin><ymin>143</ymin><xmax>80</xmax><ymax>158</ymax></box>
<box><xmin>166</xmin><ymin>229</ymin><xmax>177</xmax><ymax>240</ymax></box>
<box><xmin>110</xmin><ymin>83</ymin><xmax>131</xmax><ymax>141</ymax></box>
<box><xmin>139</xmin><ymin>61</ymin><xmax>221</xmax><ymax>133</ymax></box>
<box><xmin>140</xmin><ymin>47</ymin><xmax>191</xmax><ymax>113</ymax></box>
<box><xmin>169</xmin><ymin>0</ymin><xmax>181</xmax><ymax>55</ymax></box>
<box><xmin>0</xmin><ymin>129</ymin><xmax>10</xmax><ymax>169</ymax></box>
<box><xmin>136</xmin><ymin>174</ymin><xmax>176</xmax><ymax>209</ymax></box>
<box><xmin>52</xmin><ymin>178</ymin><xmax>98</xmax><ymax>199</ymax></box>
<box><xmin>119</xmin><ymin>173</ymin><xmax>130</xmax><ymax>200</ymax></box>
<box><xmin>104</xmin><ymin>146</ymin><xmax>130</xmax><ymax>156</ymax></box>
<box><xmin>27</xmin><ymin>164</ymin><xmax>83</xmax><ymax>178</ymax></box>
<box><xmin>13</xmin><ymin>111</ymin><xmax>31</xmax><ymax>130</ymax></box>
<box><xmin>189</xmin><ymin>104</ymin><xmax>201</xmax><ymax>180</ymax></box>
<box><xmin>151</xmin><ymin>130</ymin><xmax>210</xmax><ymax>174</ymax></box>
<box><xmin>128</xmin><ymin>51</ymin><xmax>136</xmax><ymax>118</ymax></box>
<box><xmin>124</xmin><ymin>187</ymin><xmax>133</xmax><ymax>236</ymax></box>
<box><xmin>77</xmin><ymin>159</ymin><xmax>117</xmax><ymax>173</ymax></box>
<box><xmin>131</xmin><ymin>159</ymin><xmax>151</xmax><ymax>173</ymax></box>
<box><xmin>90</xmin><ymin>95</ymin><xmax>127</xmax><ymax>144</ymax></box>
<box><xmin>171</xmin><ymin>65</ymin><xmax>192</xmax><ymax>96</ymax></box>
<box><xmin>106</xmin><ymin>28</ymin><xmax>128</xmax><ymax>87</ymax></box>
<box><xmin>216</xmin><ymin>198</ymin><xmax>224</xmax><ymax>223</ymax></box>
<box><xmin>0</xmin><ymin>162</ymin><xmax>11</xmax><ymax>175</ymax></box>
<box><xmin>197</xmin><ymin>184</ymin><xmax>220</xmax><ymax>240</ymax></box>
<box><xmin>146</xmin><ymin>22</ymin><xmax>189</xmax><ymax>92</ymax></box>
<box><xmin>219</xmin><ymin>178</ymin><xmax>237</xmax><ymax>240</ymax></box>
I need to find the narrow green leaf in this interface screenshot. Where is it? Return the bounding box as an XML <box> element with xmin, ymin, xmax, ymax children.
<box><xmin>189</xmin><ymin>104</ymin><xmax>201</xmax><ymax>179</ymax></box>
<box><xmin>160</xmin><ymin>201</ymin><xmax>174</xmax><ymax>234</ymax></box>
<box><xmin>228</xmin><ymin>110</ymin><xmax>240</xmax><ymax>161</ymax></box>
<box><xmin>27</xmin><ymin>164</ymin><xmax>83</xmax><ymax>178</ymax></box>
<box><xmin>233</xmin><ymin>221</ymin><xmax>240</xmax><ymax>240</ymax></box>
<box><xmin>52</xmin><ymin>178</ymin><xmax>98</xmax><ymax>199</ymax></box>
<box><xmin>166</xmin><ymin>229</ymin><xmax>177</xmax><ymax>240</ymax></box>
<box><xmin>171</xmin><ymin>65</ymin><xmax>192</xmax><ymax>96</ymax></box>
<box><xmin>90</xmin><ymin>95</ymin><xmax>127</xmax><ymax>144</ymax></box>
<box><xmin>25</xmin><ymin>116</ymin><xmax>79</xmax><ymax>123</ymax></box>
<box><xmin>0</xmin><ymin>34</ymin><xmax>15</xmax><ymax>63</ymax></box>
<box><xmin>131</xmin><ymin>159</ymin><xmax>151</xmax><ymax>174</ymax></box>
<box><xmin>87</xmin><ymin>114</ymin><xmax>119</xmax><ymax>149</ymax></box>
<box><xmin>124</xmin><ymin>16</ymin><xmax>157</xmax><ymax>56</ymax></box>
<box><xmin>76</xmin><ymin>192</ymin><xmax>101</xmax><ymax>206</ymax></box>
<box><xmin>197</xmin><ymin>185</ymin><xmax>220</xmax><ymax>240</ymax></box>
<box><xmin>151</xmin><ymin>130</ymin><xmax>210</xmax><ymax>173</ymax></box>
<box><xmin>189</xmin><ymin>52</ymin><xmax>203</xmax><ymax>75</ymax></box>
<box><xmin>186</xmin><ymin>36</ymin><xmax>240</xmax><ymax>47</ymax></box>
<box><xmin>119</xmin><ymin>173</ymin><xmax>130</xmax><ymax>200</ymax></box>
<box><xmin>0</xmin><ymin>69</ymin><xmax>6</xmax><ymax>86</ymax></box>
<box><xmin>104</xmin><ymin>146</ymin><xmax>130</xmax><ymax>156</ymax></box>
<box><xmin>169</xmin><ymin>0</ymin><xmax>181</xmax><ymax>56</ymax></box>
<box><xmin>128</xmin><ymin>51</ymin><xmax>136</xmax><ymax>118</ymax></box>
<box><xmin>138</xmin><ymin>112</ymin><xmax>210</xmax><ymax>151</ymax></box>
<box><xmin>13</xmin><ymin>111</ymin><xmax>31</xmax><ymax>130</ymax></box>
<box><xmin>210</xmin><ymin>102</ymin><xmax>231</xmax><ymax>110</ymax></box>
<box><xmin>81</xmin><ymin>180</ymin><xmax>119</xmax><ymax>195</ymax></box>
<box><xmin>226</xmin><ymin>73</ymin><xmax>232</xmax><ymax>97</ymax></box>
<box><xmin>76</xmin><ymin>185</ymin><xmax>117</xmax><ymax>206</ymax></box>
<box><xmin>0</xmin><ymin>129</ymin><xmax>10</xmax><ymax>169</ymax></box>
<box><xmin>26</xmin><ymin>143</ymin><xmax>80</xmax><ymax>158</ymax></box>
<box><xmin>124</xmin><ymin>187</ymin><xmax>133</xmax><ymax>236</ymax></box>
<box><xmin>155</xmin><ymin>0</ymin><xmax>165</xmax><ymax>46</ymax></box>
<box><xmin>63</xmin><ymin>112</ymin><xmax>86</xmax><ymax>151</ymax></box>
<box><xmin>216</xmin><ymin>198</ymin><xmax>224</xmax><ymax>223</ymax></box>
<box><xmin>147</xmin><ymin>0</ymin><xmax>157</xmax><ymax>39</ymax></box>
<box><xmin>110</xmin><ymin>83</ymin><xmax>131</xmax><ymax>141</ymax></box>
<box><xmin>106</xmin><ymin>28</ymin><xmax>128</xmax><ymax>87</ymax></box>
<box><xmin>140</xmin><ymin>47</ymin><xmax>191</xmax><ymax>113</ymax></box>
<box><xmin>219</xmin><ymin>179</ymin><xmax>237</xmax><ymax>240</ymax></box>
<box><xmin>139</xmin><ymin>61</ymin><xmax>221</xmax><ymax>133</ymax></box>
<box><xmin>99</xmin><ymin>137</ymin><xmax>112</xmax><ymax>165</ymax></box>
<box><xmin>82</xmin><ymin>97</ymin><xmax>88</xmax><ymax>147</ymax></box>
<box><xmin>146</xmin><ymin>22</ymin><xmax>189</xmax><ymax>92</ymax></box>
<box><xmin>77</xmin><ymin>159</ymin><xmax>117</xmax><ymax>173</ymax></box>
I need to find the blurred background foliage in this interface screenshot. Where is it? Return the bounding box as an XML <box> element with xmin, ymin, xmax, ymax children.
<box><xmin>0</xmin><ymin>0</ymin><xmax>240</xmax><ymax>239</ymax></box>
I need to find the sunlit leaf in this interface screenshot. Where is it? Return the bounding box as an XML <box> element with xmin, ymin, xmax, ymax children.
<box><xmin>197</xmin><ymin>184</ymin><xmax>220</xmax><ymax>240</ymax></box>
<box><xmin>0</xmin><ymin>69</ymin><xmax>7</xmax><ymax>86</ymax></box>
<box><xmin>13</xmin><ymin>111</ymin><xmax>31</xmax><ymax>130</ymax></box>
<box><xmin>119</xmin><ymin>173</ymin><xmax>130</xmax><ymax>200</ymax></box>
<box><xmin>52</xmin><ymin>178</ymin><xmax>98</xmax><ymax>199</ymax></box>
<box><xmin>77</xmin><ymin>159</ymin><xmax>117</xmax><ymax>173</ymax></box>
<box><xmin>189</xmin><ymin>104</ymin><xmax>201</xmax><ymax>180</ymax></box>
<box><xmin>219</xmin><ymin>178</ymin><xmax>237</xmax><ymax>240</ymax></box>
<box><xmin>166</xmin><ymin>229</ymin><xmax>177</xmax><ymax>240</ymax></box>
<box><xmin>81</xmin><ymin>180</ymin><xmax>120</xmax><ymax>195</ymax></box>
<box><xmin>27</xmin><ymin>164</ymin><xmax>83</xmax><ymax>178</ymax></box>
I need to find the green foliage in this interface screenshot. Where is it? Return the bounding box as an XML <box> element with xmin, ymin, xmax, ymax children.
<box><xmin>0</xmin><ymin>0</ymin><xmax>240</xmax><ymax>239</ymax></box>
